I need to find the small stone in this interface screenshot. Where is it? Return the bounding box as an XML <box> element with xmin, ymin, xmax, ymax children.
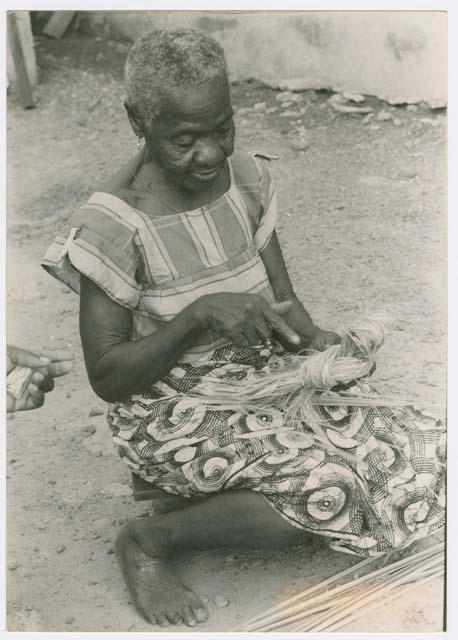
<box><xmin>399</xmin><ymin>168</ymin><xmax>417</xmax><ymax>180</ymax></box>
<box><xmin>407</xmin><ymin>104</ymin><xmax>418</xmax><ymax>112</ymax></box>
<box><xmin>213</xmin><ymin>594</ymin><xmax>229</xmax><ymax>608</ymax></box>
<box><xmin>419</xmin><ymin>117</ymin><xmax>442</xmax><ymax>128</ymax></box>
<box><xmin>370</xmin><ymin>124</ymin><xmax>381</xmax><ymax>131</ymax></box>
<box><xmin>266</xmin><ymin>107</ymin><xmax>278</xmax><ymax>114</ymax></box>
<box><xmin>377</xmin><ymin>110</ymin><xmax>393</xmax><ymax>122</ymax></box>
<box><xmin>56</xmin><ymin>545</ymin><xmax>66</xmax><ymax>554</ymax></box>
<box><xmin>39</xmin><ymin>293</ymin><xmax>47</xmax><ymax>300</ymax></box>
<box><xmin>81</xmin><ymin>425</ymin><xmax>96</xmax><ymax>437</ymax></box>
<box><xmin>291</xmin><ymin>138</ymin><xmax>308</xmax><ymax>152</ymax></box>
<box><xmin>237</xmin><ymin>107</ymin><xmax>250</xmax><ymax>116</ymax></box>
<box><xmin>393</xmin><ymin>118</ymin><xmax>403</xmax><ymax>126</ymax></box>
<box><xmin>106</xmin><ymin>548</ymin><xmax>114</xmax><ymax>555</ymax></box>
<box><xmin>253</xmin><ymin>101</ymin><xmax>267</xmax><ymax>111</ymax></box>
<box><xmin>428</xmin><ymin>99</ymin><xmax>447</xmax><ymax>110</ymax></box>
<box><xmin>342</xmin><ymin>92</ymin><xmax>365</xmax><ymax>103</ymax></box>
<box><xmin>88</xmin><ymin>408</ymin><xmax>105</xmax><ymax>417</ymax></box>
<box><xmin>280</xmin><ymin>109</ymin><xmax>301</xmax><ymax>117</ymax></box>
<box><xmin>65</xmin><ymin>616</ymin><xmax>75</xmax><ymax>625</ymax></box>
<box><xmin>65</xmin><ymin>392</ymin><xmax>72</xmax><ymax>399</ymax></box>
<box><xmin>115</xmin><ymin>42</ymin><xmax>129</xmax><ymax>54</ymax></box>
<box><xmin>201</xmin><ymin>595</ymin><xmax>210</xmax><ymax>604</ymax></box>
<box><xmin>8</xmin><ymin>561</ymin><xmax>19</xmax><ymax>571</ymax></box>
<box><xmin>102</xmin><ymin>483</ymin><xmax>133</xmax><ymax>498</ymax></box>
<box><xmin>362</xmin><ymin>113</ymin><xmax>374</xmax><ymax>125</ymax></box>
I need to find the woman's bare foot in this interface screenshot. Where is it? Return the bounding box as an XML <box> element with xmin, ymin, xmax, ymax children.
<box><xmin>115</xmin><ymin>522</ymin><xmax>209</xmax><ymax>627</ymax></box>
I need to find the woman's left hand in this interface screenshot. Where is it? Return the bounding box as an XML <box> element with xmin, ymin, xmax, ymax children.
<box><xmin>310</xmin><ymin>329</ymin><xmax>341</xmax><ymax>351</ymax></box>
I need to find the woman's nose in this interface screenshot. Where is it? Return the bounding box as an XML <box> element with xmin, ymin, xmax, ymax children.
<box><xmin>193</xmin><ymin>137</ymin><xmax>225</xmax><ymax>167</ymax></box>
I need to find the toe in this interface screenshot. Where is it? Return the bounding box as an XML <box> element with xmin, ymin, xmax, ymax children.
<box><xmin>182</xmin><ymin>605</ymin><xmax>197</xmax><ymax>627</ymax></box>
<box><xmin>192</xmin><ymin>604</ymin><xmax>209</xmax><ymax>623</ymax></box>
<box><xmin>166</xmin><ymin>610</ymin><xmax>182</xmax><ymax>625</ymax></box>
<box><xmin>155</xmin><ymin>613</ymin><xmax>170</xmax><ymax>627</ymax></box>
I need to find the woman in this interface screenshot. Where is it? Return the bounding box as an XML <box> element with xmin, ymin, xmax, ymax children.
<box><xmin>42</xmin><ymin>29</ymin><xmax>445</xmax><ymax>628</ymax></box>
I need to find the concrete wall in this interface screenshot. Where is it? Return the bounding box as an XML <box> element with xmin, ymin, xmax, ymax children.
<box><xmin>83</xmin><ymin>10</ymin><xmax>447</xmax><ymax>105</ymax></box>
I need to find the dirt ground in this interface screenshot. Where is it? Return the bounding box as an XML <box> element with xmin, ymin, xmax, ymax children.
<box><xmin>5</xmin><ymin>33</ymin><xmax>447</xmax><ymax>633</ymax></box>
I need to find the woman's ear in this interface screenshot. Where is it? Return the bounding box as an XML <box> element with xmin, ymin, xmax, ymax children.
<box><xmin>124</xmin><ymin>101</ymin><xmax>143</xmax><ymax>138</ymax></box>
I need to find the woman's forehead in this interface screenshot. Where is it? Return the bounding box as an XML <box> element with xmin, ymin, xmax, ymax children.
<box><xmin>157</xmin><ymin>78</ymin><xmax>232</xmax><ymax>130</ymax></box>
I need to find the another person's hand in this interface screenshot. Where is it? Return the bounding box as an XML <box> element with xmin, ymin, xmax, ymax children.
<box><xmin>191</xmin><ymin>293</ymin><xmax>300</xmax><ymax>347</ymax></box>
<box><xmin>310</xmin><ymin>329</ymin><xmax>341</xmax><ymax>351</ymax></box>
<box><xmin>6</xmin><ymin>346</ymin><xmax>74</xmax><ymax>413</ymax></box>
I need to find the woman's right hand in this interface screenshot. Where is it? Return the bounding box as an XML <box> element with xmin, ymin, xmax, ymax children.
<box><xmin>190</xmin><ymin>292</ymin><xmax>301</xmax><ymax>347</ymax></box>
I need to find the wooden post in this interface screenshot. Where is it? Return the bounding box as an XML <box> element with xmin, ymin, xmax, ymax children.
<box><xmin>7</xmin><ymin>12</ymin><xmax>34</xmax><ymax>109</ymax></box>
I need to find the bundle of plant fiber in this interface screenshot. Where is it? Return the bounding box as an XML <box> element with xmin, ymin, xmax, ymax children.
<box><xmin>189</xmin><ymin>317</ymin><xmax>389</xmax><ymax>426</ymax></box>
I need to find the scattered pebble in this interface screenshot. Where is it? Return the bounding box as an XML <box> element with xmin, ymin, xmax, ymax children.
<box><xmin>253</xmin><ymin>101</ymin><xmax>267</xmax><ymax>111</ymax></box>
<box><xmin>399</xmin><ymin>168</ymin><xmax>417</xmax><ymax>180</ymax></box>
<box><xmin>342</xmin><ymin>92</ymin><xmax>365</xmax><ymax>103</ymax></box>
<box><xmin>106</xmin><ymin>548</ymin><xmax>115</xmax><ymax>555</ymax></box>
<box><xmin>88</xmin><ymin>408</ymin><xmax>105</xmax><ymax>417</ymax></box>
<box><xmin>115</xmin><ymin>42</ymin><xmax>129</xmax><ymax>54</ymax></box>
<box><xmin>201</xmin><ymin>595</ymin><xmax>210</xmax><ymax>604</ymax></box>
<box><xmin>279</xmin><ymin>109</ymin><xmax>301</xmax><ymax>117</ymax></box>
<box><xmin>213</xmin><ymin>594</ymin><xmax>229</xmax><ymax>608</ymax></box>
<box><xmin>8</xmin><ymin>561</ymin><xmax>19</xmax><ymax>571</ymax></box>
<box><xmin>407</xmin><ymin>104</ymin><xmax>418</xmax><ymax>112</ymax></box>
<box><xmin>65</xmin><ymin>392</ymin><xmax>72</xmax><ymax>399</ymax></box>
<box><xmin>419</xmin><ymin>117</ymin><xmax>442</xmax><ymax>128</ymax></box>
<box><xmin>265</xmin><ymin>107</ymin><xmax>278</xmax><ymax>114</ymax></box>
<box><xmin>65</xmin><ymin>616</ymin><xmax>75</xmax><ymax>625</ymax></box>
<box><xmin>81</xmin><ymin>425</ymin><xmax>96</xmax><ymax>437</ymax></box>
<box><xmin>291</xmin><ymin>138</ymin><xmax>308</xmax><ymax>152</ymax></box>
<box><xmin>377</xmin><ymin>110</ymin><xmax>393</xmax><ymax>122</ymax></box>
<box><xmin>393</xmin><ymin>118</ymin><xmax>403</xmax><ymax>126</ymax></box>
<box><xmin>361</xmin><ymin>113</ymin><xmax>374</xmax><ymax>125</ymax></box>
<box><xmin>56</xmin><ymin>545</ymin><xmax>66</xmax><ymax>554</ymax></box>
<box><xmin>102</xmin><ymin>483</ymin><xmax>133</xmax><ymax>498</ymax></box>
<box><xmin>370</xmin><ymin>124</ymin><xmax>381</xmax><ymax>131</ymax></box>
<box><xmin>428</xmin><ymin>99</ymin><xmax>447</xmax><ymax>110</ymax></box>
<box><xmin>237</xmin><ymin>107</ymin><xmax>251</xmax><ymax>116</ymax></box>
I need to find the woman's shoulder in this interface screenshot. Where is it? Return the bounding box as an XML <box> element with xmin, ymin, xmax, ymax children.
<box><xmin>231</xmin><ymin>148</ymin><xmax>279</xmax><ymax>184</ymax></box>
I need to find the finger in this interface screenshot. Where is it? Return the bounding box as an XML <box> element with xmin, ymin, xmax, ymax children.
<box><xmin>263</xmin><ymin>308</ymin><xmax>300</xmax><ymax>345</ymax></box>
<box><xmin>39</xmin><ymin>375</ymin><xmax>55</xmax><ymax>393</ymax></box>
<box><xmin>8</xmin><ymin>346</ymin><xmax>51</xmax><ymax>370</ymax></box>
<box><xmin>24</xmin><ymin>386</ymin><xmax>45</xmax><ymax>410</ymax></box>
<box><xmin>240</xmin><ymin>321</ymin><xmax>259</xmax><ymax>346</ymax></box>
<box><xmin>269</xmin><ymin>300</ymin><xmax>293</xmax><ymax>316</ymax></box>
<box><xmin>231</xmin><ymin>331</ymin><xmax>251</xmax><ymax>347</ymax></box>
<box><xmin>39</xmin><ymin>349</ymin><xmax>75</xmax><ymax>363</ymax></box>
<box><xmin>46</xmin><ymin>360</ymin><xmax>74</xmax><ymax>378</ymax></box>
<box><xmin>31</xmin><ymin>371</ymin><xmax>45</xmax><ymax>385</ymax></box>
<box><xmin>249</xmin><ymin>305</ymin><xmax>272</xmax><ymax>342</ymax></box>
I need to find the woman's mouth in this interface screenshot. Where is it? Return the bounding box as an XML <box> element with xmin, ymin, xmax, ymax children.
<box><xmin>191</xmin><ymin>167</ymin><xmax>221</xmax><ymax>182</ymax></box>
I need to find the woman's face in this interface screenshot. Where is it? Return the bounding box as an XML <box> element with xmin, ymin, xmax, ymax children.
<box><xmin>144</xmin><ymin>76</ymin><xmax>235</xmax><ymax>193</ymax></box>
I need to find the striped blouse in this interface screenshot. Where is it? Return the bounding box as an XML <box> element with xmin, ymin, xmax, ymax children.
<box><xmin>42</xmin><ymin>149</ymin><xmax>278</xmax><ymax>361</ymax></box>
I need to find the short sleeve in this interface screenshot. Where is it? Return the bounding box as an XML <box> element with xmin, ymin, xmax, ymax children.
<box><xmin>251</xmin><ymin>153</ymin><xmax>278</xmax><ymax>252</ymax></box>
<box><xmin>41</xmin><ymin>199</ymin><xmax>142</xmax><ymax>310</ymax></box>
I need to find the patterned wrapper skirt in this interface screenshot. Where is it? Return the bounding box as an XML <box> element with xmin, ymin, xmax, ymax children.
<box><xmin>107</xmin><ymin>345</ymin><xmax>446</xmax><ymax>557</ymax></box>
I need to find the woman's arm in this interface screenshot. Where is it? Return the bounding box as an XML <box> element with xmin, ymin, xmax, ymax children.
<box><xmin>80</xmin><ymin>275</ymin><xmax>300</xmax><ymax>402</ymax></box>
<box><xmin>260</xmin><ymin>231</ymin><xmax>339</xmax><ymax>351</ymax></box>
<box><xmin>80</xmin><ymin>276</ymin><xmax>203</xmax><ymax>402</ymax></box>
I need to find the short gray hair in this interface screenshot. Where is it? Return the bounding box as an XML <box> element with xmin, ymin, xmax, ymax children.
<box><xmin>125</xmin><ymin>28</ymin><xmax>228</xmax><ymax>127</ymax></box>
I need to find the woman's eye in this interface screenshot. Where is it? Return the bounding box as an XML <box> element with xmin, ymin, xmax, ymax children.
<box><xmin>174</xmin><ymin>138</ymin><xmax>194</xmax><ymax>149</ymax></box>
